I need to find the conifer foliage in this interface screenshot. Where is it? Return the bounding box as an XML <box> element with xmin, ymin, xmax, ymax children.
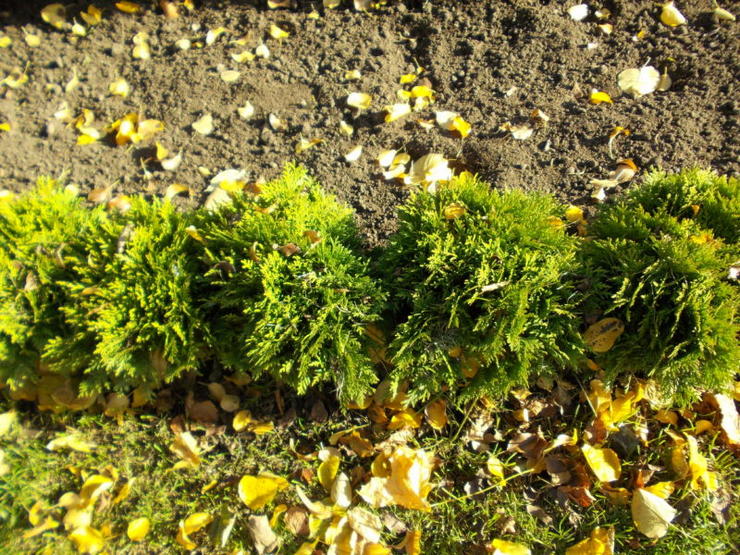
<box><xmin>380</xmin><ymin>173</ymin><xmax>583</xmax><ymax>403</ymax></box>
<box><xmin>195</xmin><ymin>165</ymin><xmax>386</xmax><ymax>403</ymax></box>
<box><xmin>581</xmin><ymin>169</ymin><xmax>739</xmax><ymax>402</ymax></box>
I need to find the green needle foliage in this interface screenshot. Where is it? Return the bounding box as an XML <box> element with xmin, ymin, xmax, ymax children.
<box><xmin>581</xmin><ymin>168</ymin><xmax>739</xmax><ymax>403</ymax></box>
<box><xmin>44</xmin><ymin>196</ymin><xmax>208</xmax><ymax>394</ymax></box>
<box><xmin>380</xmin><ymin>173</ymin><xmax>583</xmax><ymax>403</ymax></box>
<box><xmin>0</xmin><ymin>179</ymin><xmax>93</xmax><ymax>389</ymax></box>
<box><xmin>196</xmin><ymin>165</ymin><xmax>386</xmax><ymax>403</ymax></box>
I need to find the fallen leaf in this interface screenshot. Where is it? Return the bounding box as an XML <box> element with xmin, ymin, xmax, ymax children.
<box><xmin>583</xmin><ymin>318</ymin><xmax>624</xmax><ymax>353</ymax></box>
<box><xmin>589</xmin><ymin>90</ymin><xmax>613</xmax><ymax>104</ymax></box>
<box><xmin>710</xmin><ymin>393</ymin><xmax>740</xmax><ymax>446</ymax></box>
<box><xmin>347</xmin><ymin>92</ymin><xmax>372</xmax><ymax>111</ymax></box>
<box><xmin>617</xmin><ymin>66</ymin><xmax>660</xmax><ymax>97</ymax></box>
<box><xmin>68</xmin><ymin>526</ymin><xmax>105</xmax><ymax>554</ymax></box>
<box><xmin>170</xmin><ymin>431</ymin><xmax>201</xmax><ymax>469</ymax></box>
<box><xmin>660</xmin><ymin>1</ymin><xmax>687</xmax><ymax>26</ymax></box>
<box><xmin>424</xmin><ymin>399</ymin><xmax>448</xmax><ymax>430</ymax></box>
<box><xmin>192</xmin><ymin>113</ymin><xmax>214</xmax><ymax>135</ymax></box>
<box><xmin>568</xmin><ymin>4</ymin><xmax>589</xmax><ymax>21</ymax></box>
<box><xmin>238</xmin><ymin>474</ymin><xmax>288</xmax><ymax>510</ymax></box>
<box><xmin>116</xmin><ymin>2</ymin><xmax>142</xmax><ymax>14</ymax></box>
<box><xmin>359</xmin><ymin>446</ymin><xmax>435</xmax><ymax>511</ymax></box>
<box><xmin>242</xmin><ymin>516</ymin><xmax>278</xmax><ymax>555</ymax></box>
<box><xmin>344</xmin><ymin>145</ymin><xmax>363</xmax><ymax>163</ymax></box>
<box><xmin>41</xmin><ymin>4</ymin><xmax>67</xmax><ymax>30</ymax></box>
<box><xmin>632</xmin><ymin>488</ymin><xmax>676</xmax><ymax>538</ymax></box>
<box><xmin>237</xmin><ymin>101</ymin><xmax>255</xmax><ymax>120</ymax></box>
<box><xmin>581</xmin><ymin>444</ymin><xmax>621</xmax><ymax>482</ymax></box>
<box><xmin>318</xmin><ymin>454</ymin><xmax>341</xmax><ymax>491</ymax></box>
<box><xmin>46</xmin><ymin>434</ymin><xmax>96</xmax><ymax>454</ymax></box>
<box><xmin>384</xmin><ymin>103</ymin><xmax>412</xmax><ymax>123</ymax></box>
<box><xmin>490</xmin><ymin>538</ymin><xmax>531</xmax><ymax>555</ymax></box>
<box><xmin>269</xmin><ymin>24</ymin><xmax>289</xmax><ymax>40</ymax></box>
<box><xmin>565</xmin><ymin>527</ymin><xmax>614</xmax><ymax>555</ymax></box>
<box><xmin>127</xmin><ymin>517</ymin><xmax>150</xmax><ymax>541</ymax></box>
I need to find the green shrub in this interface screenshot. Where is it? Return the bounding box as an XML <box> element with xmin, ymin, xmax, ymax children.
<box><xmin>0</xmin><ymin>179</ymin><xmax>94</xmax><ymax>390</ymax></box>
<box><xmin>195</xmin><ymin>165</ymin><xmax>385</xmax><ymax>403</ymax></box>
<box><xmin>380</xmin><ymin>172</ymin><xmax>583</xmax><ymax>403</ymax></box>
<box><xmin>43</xmin><ymin>196</ymin><xmax>208</xmax><ymax>394</ymax></box>
<box><xmin>581</xmin><ymin>169</ymin><xmax>739</xmax><ymax>403</ymax></box>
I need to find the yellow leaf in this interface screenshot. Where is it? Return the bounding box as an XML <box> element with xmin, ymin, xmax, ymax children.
<box><xmin>270</xmin><ymin>504</ymin><xmax>287</xmax><ymax>528</ymax></box>
<box><xmin>79</xmin><ymin>475</ymin><xmax>114</xmax><ymax>507</ymax></box>
<box><xmin>358</xmin><ymin>446</ymin><xmax>435</xmax><ymax>511</ymax></box>
<box><xmin>404</xmin><ymin>529</ymin><xmax>421</xmax><ymax>554</ymax></box>
<box><xmin>192</xmin><ymin>113</ymin><xmax>214</xmax><ymax>135</ymax></box>
<box><xmin>23</xmin><ymin>515</ymin><xmax>59</xmax><ymax>539</ymax></box>
<box><xmin>170</xmin><ymin>431</ymin><xmax>201</xmax><ymax>468</ymax></box>
<box><xmin>565</xmin><ymin>205</ymin><xmax>584</xmax><ymax>223</ymax></box>
<box><xmin>184</xmin><ymin>512</ymin><xmax>212</xmax><ymax>534</ymax></box>
<box><xmin>490</xmin><ymin>538</ymin><xmax>532</xmax><ymax>555</ymax></box>
<box><xmin>660</xmin><ymin>1</ymin><xmax>687</xmax><ymax>26</ymax></box>
<box><xmin>295</xmin><ymin>137</ymin><xmax>322</xmax><ymax>154</ymax></box>
<box><xmin>68</xmin><ymin>526</ymin><xmax>105</xmax><ymax>554</ymax></box>
<box><xmin>410</xmin><ymin>85</ymin><xmax>434</xmax><ymax>98</ymax></box>
<box><xmin>80</xmin><ymin>5</ymin><xmax>102</xmax><ymax>26</ymax></box>
<box><xmin>115</xmin><ymin>2</ymin><xmax>141</xmax><ymax>14</ymax></box>
<box><xmin>387</xmin><ymin>408</ymin><xmax>422</xmax><ymax>430</ymax></box>
<box><xmin>233</xmin><ymin>409</ymin><xmax>253</xmax><ymax>431</ymax></box>
<box><xmin>583</xmin><ymin>318</ymin><xmax>624</xmax><ymax>353</ymax></box>
<box><xmin>686</xmin><ymin>435</ymin><xmax>715</xmax><ymax>490</ymax></box>
<box><xmin>29</xmin><ymin>500</ymin><xmax>44</xmax><ymax>526</ymax></box>
<box><xmin>487</xmin><ymin>455</ymin><xmax>505</xmax><ymax>480</ymax></box>
<box><xmin>318</xmin><ymin>455</ymin><xmax>341</xmax><ymax>491</ymax></box>
<box><xmin>41</xmin><ymin>4</ymin><xmax>67</xmax><ymax>29</ymax></box>
<box><xmin>238</xmin><ymin>474</ymin><xmax>287</xmax><ymax>510</ymax></box>
<box><xmin>399</xmin><ymin>73</ymin><xmax>417</xmax><ymax>84</ymax></box>
<box><xmin>127</xmin><ymin>517</ymin><xmax>150</xmax><ymax>541</ymax></box>
<box><xmin>451</xmin><ymin>116</ymin><xmax>471</xmax><ymax>138</ymax></box>
<box><xmin>589</xmin><ymin>90</ymin><xmax>613</xmax><ymax>104</ymax></box>
<box><xmin>108</xmin><ymin>77</ymin><xmax>130</xmax><ymax>98</ymax></box>
<box><xmin>77</xmin><ymin>135</ymin><xmax>97</xmax><ymax>146</ymax></box>
<box><xmin>644</xmin><ymin>481</ymin><xmax>674</xmax><ymax>499</ymax></box>
<box><xmin>345</xmin><ymin>145</ymin><xmax>363</xmax><ymax>163</ymax></box>
<box><xmin>365</xmin><ymin>544</ymin><xmax>392</xmax><ymax>554</ymax></box>
<box><xmin>175</xmin><ymin>520</ymin><xmax>197</xmax><ymax>550</ymax></box>
<box><xmin>344</xmin><ymin>69</ymin><xmax>362</xmax><ymax>80</ymax></box>
<box><xmin>347</xmin><ymin>92</ymin><xmax>372</xmax><ymax>110</ymax></box>
<box><xmin>112</xmin><ymin>479</ymin><xmax>133</xmax><ymax>505</ymax></box>
<box><xmin>294</xmin><ymin>541</ymin><xmax>319</xmax><ymax>555</ymax></box>
<box><xmin>46</xmin><ymin>434</ymin><xmax>96</xmax><ymax>453</ymax></box>
<box><xmin>269</xmin><ymin>24</ymin><xmax>289</xmax><ymax>39</ymax></box>
<box><xmin>232</xmin><ymin>50</ymin><xmax>256</xmax><ymax>63</ymax></box>
<box><xmin>0</xmin><ymin>36</ymin><xmax>12</xmax><ymax>48</ymax></box>
<box><xmin>384</xmin><ymin>103</ymin><xmax>412</xmax><ymax>123</ymax></box>
<box><xmin>565</xmin><ymin>527</ymin><xmax>614</xmax><ymax>555</ymax></box>
<box><xmin>581</xmin><ymin>444</ymin><xmax>621</xmax><ymax>482</ymax></box>
<box><xmin>631</xmin><ymin>488</ymin><xmax>676</xmax><ymax>539</ymax></box>
<box><xmin>424</xmin><ymin>399</ymin><xmax>448</xmax><ymax>430</ymax></box>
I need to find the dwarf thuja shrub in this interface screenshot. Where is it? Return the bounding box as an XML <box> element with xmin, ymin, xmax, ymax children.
<box><xmin>0</xmin><ymin>180</ymin><xmax>96</xmax><ymax>389</ymax></box>
<box><xmin>581</xmin><ymin>169</ymin><xmax>739</xmax><ymax>403</ymax></box>
<box><xmin>43</xmin><ymin>196</ymin><xmax>208</xmax><ymax>394</ymax></box>
<box><xmin>380</xmin><ymin>173</ymin><xmax>582</xmax><ymax>403</ymax></box>
<box><xmin>195</xmin><ymin>165</ymin><xmax>385</xmax><ymax>403</ymax></box>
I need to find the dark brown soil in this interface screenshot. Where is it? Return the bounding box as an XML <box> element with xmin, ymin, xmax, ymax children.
<box><xmin>1</xmin><ymin>0</ymin><xmax>738</xmax><ymax>246</ymax></box>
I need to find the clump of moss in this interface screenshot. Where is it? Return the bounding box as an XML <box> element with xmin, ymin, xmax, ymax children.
<box><xmin>380</xmin><ymin>172</ymin><xmax>583</xmax><ymax>403</ymax></box>
<box><xmin>581</xmin><ymin>168</ymin><xmax>739</xmax><ymax>403</ymax></box>
<box><xmin>0</xmin><ymin>179</ymin><xmax>94</xmax><ymax>390</ymax></box>
<box><xmin>196</xmin><ymin>165</ymin><xmax>386</xmax><ymax>404</ymax></box>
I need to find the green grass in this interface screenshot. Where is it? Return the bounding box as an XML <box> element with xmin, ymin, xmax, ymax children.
<box><xmin>2</xmin><ymin>389</ymin><xmax>737</xmax><ymax>555</ymax></box>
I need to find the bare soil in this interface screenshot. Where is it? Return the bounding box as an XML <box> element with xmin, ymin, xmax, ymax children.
<box><xmin>0</xmin><ymin>0</ymin><xmax>738</xmax><ymax>246</ymax></box>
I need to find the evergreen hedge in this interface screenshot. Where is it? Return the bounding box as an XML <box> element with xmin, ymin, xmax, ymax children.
<box><xmin>580</xmin><ymin>169</ymin><xmax>739</xmax><ymax>403</ymax></box>
<box><xmin>0</xmin><ymin>167</ymin><xmax>736</xmax><ymax>407</ymax></box>
<box><xmin>379</xmin><ymin>172</ymin><xmax>583</xmax><ymax>403</ymax></box>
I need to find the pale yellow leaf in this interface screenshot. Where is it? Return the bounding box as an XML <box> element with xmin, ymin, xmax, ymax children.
<box><xmin>490</xmin><ymin>538</ymin><xmax>532</xmax><ymax>555</ymax></box>
<box><xmin>583</xmin><ymin>318</ymin><xmax>624</xmax><ymax>353</ymax></box>
<box><xmin>631</xmin><ymin>488</ymin><xmax>676</xmax><ymax>539</ymax></box>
